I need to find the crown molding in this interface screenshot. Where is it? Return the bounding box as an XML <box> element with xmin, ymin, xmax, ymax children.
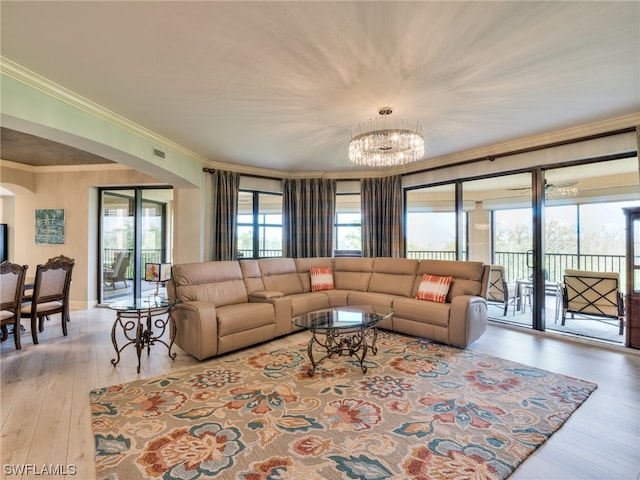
<box><xmin>1</xmin><ymin>57</ymin><xmax>209</xmax><ymax>167</ymax></box>
<box><xmin>2</xmin><ymin>57</ymin><xmax>637</xmax><ymax>181</ymax></box>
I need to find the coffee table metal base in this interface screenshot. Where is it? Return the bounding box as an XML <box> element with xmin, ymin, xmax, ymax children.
<box><xmin>306</xmin><ymin>326</ymin><xmax>378</xmax><ymax>376</ymax></box>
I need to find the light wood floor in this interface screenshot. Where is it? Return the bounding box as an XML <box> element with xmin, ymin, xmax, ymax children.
<box><xmin>1</xmin><ymin>308</ymin><xmax>639</xmax><ymax>480</ymax></box>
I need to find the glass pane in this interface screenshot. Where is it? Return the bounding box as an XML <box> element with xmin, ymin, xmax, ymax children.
<box><xmin>101</xmin><ymin>190</ymin><xmax>134</xmax><ymax>304</ymax></box>
<box><xmin>259</xmin><ymin>193</ymin><xmax>282</xmax><ymax>215</ymax></box>
<box><xmin>462</xmin><ymin>173</ymin><xmax>533</xmax><ymax>326</ymax></box>
<box><xmin>237</xmin><ymin>226</ymin><xmax>254</xmax><ymax>258</ymax></box>
<box><xmin>335</xmin><ymin>194</ymin><xmax>361</xmax><ymax>253</ymax></box>
<box><xmin>238</xmin><ymin>191</ymin><xmax>253</xmax><ymax>223</ymax></box>
<box><xmin>259</xmin><ymin>226</ymin><xmax>282</xmax><ymax>257</ymax></box>
<box><xmin>336</xmin><ymin>194</ymin><xmax>361</xmax><ymax>214</ymax></box>
<box><xmin>336</xmin><ymin>226</ymin><xmax>361</xmax><ymax>250</ymax></box>
<box><xmin>546</xmin><ymin>158</ymin><xmax>639</xmax><ymax>289</ymax></box>
<box><xmin>406</xmin><ymin>185</ymin><xmax>456</xmax><ymax>260</ymax></box>
<box><xmin>545</xmin><ymin>157</ymin><xmax>639</xmax><ymax>342</ymax></box>
<box><xmin>544</xmin><ymin>204</ymin><xmax>578</xmax><ymax>280</ymax></box>
<box><xmin>259</xmin><ymin>193</ymin><xmax>282</xmax><ymax>257</ymax></box>
<box><xmin>141</xmin><ymin>189</ymin><xmax>173</xmax><ymax>298</ymax></box>
<box><xmin>337</xmin><ymin>213</ymin><xmax>361</xmax><ymax>224</ymax></box>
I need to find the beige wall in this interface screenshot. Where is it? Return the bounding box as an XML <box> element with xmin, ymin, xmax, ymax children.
<box><xmin>0</xmin><ymin>161</ymin><xmax>190</xmax><ymax>309</ymax></box>
<box><xmin>1</xmin><ymin>66</ymin><xmax>209</xmax><ymax>308</ymax></box>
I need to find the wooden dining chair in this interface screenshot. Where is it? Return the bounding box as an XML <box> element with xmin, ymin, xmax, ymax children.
<box><xmin>1</xmin><ymin>261</ymin><xmax>29</xmax><ymax>349</ymax></box>
<box><xmin>20</xmin><ymin>255</ymin><xmax>75</xmax><ymax>344</ymax></box>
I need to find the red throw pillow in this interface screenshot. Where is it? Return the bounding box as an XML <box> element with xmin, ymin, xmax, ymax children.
<box><xmin>415</xmin><ymin>274</ymin><xmax>452</xmax><ymax>303</ymax></box>
<box><xmin>310</xmin><ymin>267</ymin><xmax>335</xmax><ymax>292</ymax></box>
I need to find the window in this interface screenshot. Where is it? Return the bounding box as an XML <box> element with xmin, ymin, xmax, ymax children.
<box><xmin>405</xmin><ymin>185</ymin><xmax>458</xmax><ymax>260</ymax></box>
<box><xmin>334</xmin><ymin>194</ymin><xmax>361</xmax><ymax>254</ymax></box>
<box><xmin>237</xmin><ymin>190</ymin><xmax>282</xmax><ymax>258</ymax></box>
<box><xmin>100</xmin><ymin>187</ymin><xmax>172</xmax><ymax>304</ymax></box>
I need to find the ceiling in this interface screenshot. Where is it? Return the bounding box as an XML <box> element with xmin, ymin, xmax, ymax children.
<box><xmin>1</xmin><ymin>128</ymin><xmax>113</xmax><ymax>167</ymax></box>
<box><xmin>1</xmin><ymin>1</ymin><xmax>639</xmax><ymax>173</ymax></box>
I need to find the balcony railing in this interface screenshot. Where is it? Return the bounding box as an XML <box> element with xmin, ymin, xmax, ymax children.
<box><xmin>494</xmin><ymin>251</ymin><xmax>625</xmax><ymax>285</ymax></box>
<box><xmin>237</xmin><ymin>249</ymin><xmax>283</xmax><ymax>258</ymax></box>
<box><xmin>407</xmin><ymin>249</ymin><xmax>626</xmax><ymax>290</ymax></box>
<box><xmin>406</xmin><ymin>250</ymin><xmax>457</xmax><ymax>261</ymax></box>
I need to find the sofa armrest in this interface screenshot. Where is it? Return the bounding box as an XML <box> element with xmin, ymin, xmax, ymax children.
<box><xmin>171</xmin><ymin>301</ymin><xmax>218</xmax><ymax>360</ymax></box>
<box><xmin>249</xmin><ymin>291</ymin><xmax>284</xmax><ymax>300</ymax></box>
<box><xmin>249</xmin><ymin>294</ymin><xmax>292</xmax><ymax>337</ymax></box>
<box><xmin>448</xmin><ymin>295</ymin><xmax>487</xmax><ymax>347</ymax></box>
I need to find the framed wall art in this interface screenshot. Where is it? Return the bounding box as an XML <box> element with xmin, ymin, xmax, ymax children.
<box><xmin>35</xmin><ymin>208</ymin><xmax>65</xmax><ymax>244</ymax></box>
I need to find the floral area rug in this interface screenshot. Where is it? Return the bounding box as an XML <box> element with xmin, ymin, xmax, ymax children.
<box><xmin>90</xmin><ymin>332</ymin><xmax>596</xmax><ymax>479</ymax></box>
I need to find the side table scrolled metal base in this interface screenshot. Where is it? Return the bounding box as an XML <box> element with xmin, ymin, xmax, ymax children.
<box><xmin>109</xmin><ymin>298</ymin><xmax>177</xmax><ymax>374</ymax></box>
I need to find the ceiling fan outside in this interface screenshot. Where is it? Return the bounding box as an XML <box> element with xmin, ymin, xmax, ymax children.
<box><xmin>507</xmin><ymin>180</ymin><xmax>578</xmax><ymax>192</ymax></box>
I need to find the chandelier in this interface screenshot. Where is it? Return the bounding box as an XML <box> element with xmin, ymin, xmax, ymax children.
<box><xmin>348</xmin><ymin>107</ymin><xmax>425</xmax><ymax>167</ymax></box>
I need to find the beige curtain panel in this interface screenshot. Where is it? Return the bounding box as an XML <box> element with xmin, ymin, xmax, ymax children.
<box><xmin>209</xmin><ymin>169</ymin><xmax>240</xmax><ymax>261</ymax></box>
<box><xmin>361</xmin><ymin>175</ymin><xmax>404</xmax><ymax>258</ymax></box>
<box><xmin>283</xmin><ymin>178</ymin><xmax>336</xmax><ymax>258</ymax></box>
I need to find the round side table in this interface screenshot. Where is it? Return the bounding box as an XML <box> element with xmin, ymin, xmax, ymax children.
<box><xmin>109</xmin><ymin>297</ymin><xmax>177</xmax><ymax>373</ymax></box>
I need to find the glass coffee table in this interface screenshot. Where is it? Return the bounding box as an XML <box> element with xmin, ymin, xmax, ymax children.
<box><xmin>292</xmin><ymin>305</ymin><xmax>393</xmax><ymax>375</ymax></box>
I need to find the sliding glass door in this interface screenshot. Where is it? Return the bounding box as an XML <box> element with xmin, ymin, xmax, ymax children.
<box><xmin>99</xmin><ymin>187</ymin><xmax>173</xmax><ymax>304</ymax></box>
<box><xmin>543</xmin><ymin>158</ymin><xmax>639</xmax><ymax>342</ymax></box>
<box><xmin>461</xmin><ymin>174</ymin><xmax>534</xmax><ymax>327</ymax></box>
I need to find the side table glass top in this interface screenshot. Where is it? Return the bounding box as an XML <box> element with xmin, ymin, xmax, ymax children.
<box><xmin>109</xmin><ymin>296</ymin><xmax>175</xmax><ymax>312</ymax></box>
<box><xmin>292</xmin><ymin>305</ymin><xmax>393</xmax><ymax>330</ymax></box>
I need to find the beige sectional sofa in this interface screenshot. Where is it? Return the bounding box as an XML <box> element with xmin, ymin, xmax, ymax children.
<box><xmin>167</xmin><ymin>257</ymin><xmax>490</xmax><ymax>360</ymax></box>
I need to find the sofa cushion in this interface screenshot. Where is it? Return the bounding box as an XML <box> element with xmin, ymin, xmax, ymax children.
<box><xmin>290</xmin><ymin>292</ymin><xmax>331</xmax><ymax>317</ymax></box>
<box><xmin>369</xmin><ymin>258</ymin><xmax>418</xmax><ymax>297</ymax></box>
<box><xmin>240</xmin><ymin>259</ymin><xmax>265</xmax><ymax>295</ymax></box>
<box><xmin>333</xmin><ymin>257</ymin><xmax>374</xmax><ymax>291</ymax></box>
<box><xmin>393</xmin><ymin>297</ymin><xmax>451</xmax><ymax>328</ymax></box>
<box><xmin>414</xmin><ymin>259</ymin><xmax>485</xmax><ymax>301</ymax></box>
<box><xmin>172</xmin><ymin>261</ymin><xmax>248</xmax><ymax>306</ymax></box>
<box><xmin>258</xmin><ymin>258</ymin><xmax>304</xmax><ymax>295</ymax></box>
<box><xmin>217</xmin><ymin>303</ymin><xmax>275</xmax><ymax>336</ymax></box>
<box><xmin>294</xmin><ymin>257</ymin><xmax>333</xmax><ymax>291</ymax></box>
<box><xmin>310</xmin><ymin>267</ymin><xmax>335</xmax><ymax>292</ymax></box>
<box><xmin>415</xmin><ymin>274</ymin><xmax>452</xmax><ymax>303</ymax></box>
<box><xmin>348</xmin><ymin>291</ymin><xmax>395</xmax><ymax>309</ymax></box>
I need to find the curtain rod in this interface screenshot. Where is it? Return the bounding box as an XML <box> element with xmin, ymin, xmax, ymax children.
<box><xmin>201</xmin><ymin>126</ymin><xmax>636</xmax><ymax>179</ymax></box>
<box><xmin>409</xmin><ymin>126</ymin><xmax>637</xmax><ymax>176</ymax></box>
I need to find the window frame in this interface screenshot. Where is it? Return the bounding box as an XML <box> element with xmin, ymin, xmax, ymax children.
<box><xmin>237</xmin><ymin>189</ymin><xmax>283</xmax><ymax>259</ymax></box>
